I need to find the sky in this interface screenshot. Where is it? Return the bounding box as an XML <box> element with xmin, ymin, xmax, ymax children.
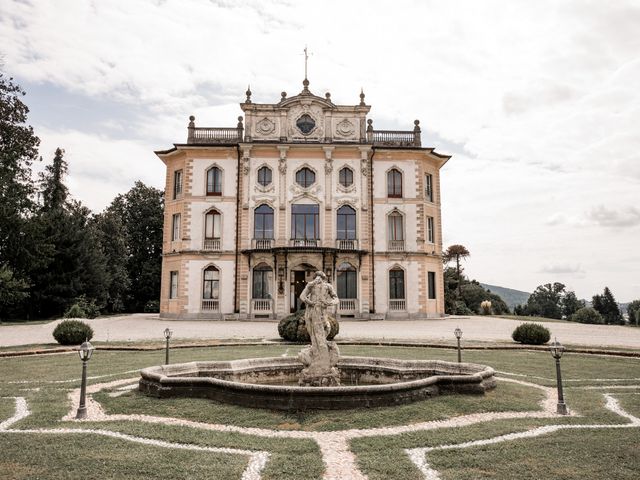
<box><xmin>1</xmin><ymin>0</ymin><xmax>639</xmax><ymax>302</ymax></box>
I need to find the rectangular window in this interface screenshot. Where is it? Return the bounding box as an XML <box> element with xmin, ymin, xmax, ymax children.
<box><xmin>337</xmin><ymin>270</ymin><xmax>357</xmax><ymax>299</ymax></box>
<box><xmin>388</xmin><ymin>214</ymin><xmax>404</xmax><ymax>241</ymax></box>
<box><xmin>425</xmin><ymin>173</ymin><xmax>433</xmax><ymax>202</ymax></box>
<box><xmin>169</xmin><ymin>271</ymin><xmax>178</xmax><ymax>299</ymax></box>
<box><xmin>389</xmin><ymin>270</ymin><xmax>405</xmax><ymax>299</ymax></box>
<box><xmin>427</xmin><ymin>216</ymin><xmax>434</xmax><ymax>243</ymax></box>
<box><xmin>173</xmin><ymin>170</ymin><xmax>183</xmax><ymax>199</ymax></box>
<box><xmin>171</xmin><ymin>213</ymin><xmax>181</xmax><ymax>241</ymax></box>
<box><xmin>291</xmin><ymin>204</ymin><xmax>319</xmax><ymax>239</ymax></box>
<box><xmin>205</xmin><ymin>212</ymin><xmax>221</xmax><ymax>239</ymax></box>
<box><xmin>428</xmin><ymin>271</ymin><xmax>436</xmax><ymax>299</ymax></box>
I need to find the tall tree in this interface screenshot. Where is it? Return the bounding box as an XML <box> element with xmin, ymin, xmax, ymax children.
<box><xmin>562</xmin><ymin>290</ymin><xmax>584</xmax><ymax>319</ymax></box>
<box><xmin>627</xmin><ymin>300</ymin><xmax>640</xmax><ymax>326</ymax></box>
<box><xmin>443</xmin><ymin>244</ymin><xmax>470</xmax><ymax>297</ymax></box>
<box><xmin>592</xmin><ymin>287</ymin><xmax>623</xmax><ymax>325</ymax></box>
<box><xmin>0</xmin><ymin>72</ymin><xmax>42</xmax><ymax>313</ymax></box>
<box><xmin>93</xmin><ymin>210</ymin><xmax>130</xmax><ymax>312</ymax></box>
<box><xmin>526</xmin><ymin>282</ymin><xmax>566</xmax><ymax>319</ymax></box>
<box><xmin>107</xmin><ymin>181</ymin><xmax>163</xmax><ymax>311</ymax></box>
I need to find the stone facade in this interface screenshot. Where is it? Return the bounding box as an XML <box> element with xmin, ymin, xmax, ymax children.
<box><xmin>155</xmin><ymin>79</ymin><xmax>450</xmax><ymax>320</ymax></box>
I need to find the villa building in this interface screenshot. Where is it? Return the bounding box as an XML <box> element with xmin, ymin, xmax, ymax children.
<box><xmin>155</xmin><ymin>78</ymin><xmax>450</xmax><ymax>320</ymax></box>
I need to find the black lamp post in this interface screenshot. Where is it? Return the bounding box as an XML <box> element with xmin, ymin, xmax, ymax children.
<box><xmin>454</xmin><ymin>327</ymin><xmax>463</xmax><ymax>363</ymax></box>
<box><xmin>549</xmin><ymin>338</ymin><xmax>568</xmax><ymax>415</ymax></box>
<box><xmin>76</xmin><ymin>339</ymin><xmax>94</xmax><ymax>419</ymax></box>
<box><xmin>164</xmin><ymin>328</ymin><xmax>173</xmax><ymax>365</ymax></box>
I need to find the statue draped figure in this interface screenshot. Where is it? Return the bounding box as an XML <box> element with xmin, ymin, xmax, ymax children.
<box><xmin>298</xmin><ymin>271</ymin><xmax>341</xmax><ymax>386</ymax></box>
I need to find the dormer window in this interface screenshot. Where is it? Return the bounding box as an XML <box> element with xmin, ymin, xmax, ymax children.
<box><xmin>257</xmin><ymin>166</ymin><xmax>272</xmax><ymax>187</ymax></box>
<box><xmin>339</xmin><ymin>167</ymin><xmax>354</xmax><ymax>188</ymax></box>
<box><xmin>296</xmin><ymin>114</ymin><xmax>316</xmax><ymax>135</ymax></box>
<box><xmin>295</xmin><ymin>167</ymin><xmax>316</xmax><ymax>188</ymax></box>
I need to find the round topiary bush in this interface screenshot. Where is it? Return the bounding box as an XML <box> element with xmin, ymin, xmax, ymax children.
<box><xmin>571</xmin><ymin>307</ymin><xmax>604</xmax><ymax>324</ymax></box>
<box><xmin>53</xmin><ymin>319</ymin><xmax>94</xmax><ymax>345</ymax></box>
<box><xmin>511</xmin><ymin>322</ymin><xmax>551</xmax><ymax>345</ymax></box>
<box><xmin>278</xmin><ymin>309</ymin><xmax>339</xmax><ymax>342</ymax></box>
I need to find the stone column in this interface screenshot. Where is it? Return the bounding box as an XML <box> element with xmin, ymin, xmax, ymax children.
<box><xmin>241</xmin><ymin>145</ymin><xmax>252</xmax><ymax>209</ymax></box>
<box><xmin>277</xmin><ymin>146</ymin><xmax>289</xmax><ymax>210</ymax></box>
<box><xmin>323</xmin><ymin>147</ymin><xmax>334</xmax><ymax>248</ymax></box>
<box><xmin>358</xmin><ymin>146</ymin><xmax>371</xmax><ymax>211</ymax></box>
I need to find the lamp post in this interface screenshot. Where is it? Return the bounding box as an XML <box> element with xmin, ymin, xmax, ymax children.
<box><xmin>76</xmin><ymin>339</ymin><xmax>94</xmax><ymax>420</ymax></box>
<box><xmin>454</xmin><ymin>327</ymin><xmax>463</xmax><ymax>363</ymax></box>
<box><xmin>549</xmin><ymin>338</ymin><xmax>568</xmax><ymax>415</ymax></box>
<box><xmin>164</xmin><ymin>328</ymin><xmax>173</xmax><ymax>365</ymax></box>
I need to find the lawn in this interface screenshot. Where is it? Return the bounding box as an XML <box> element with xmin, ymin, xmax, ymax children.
<box><xmin>1</xmin><ymin>344</ymin><xmax>639</xmax><ymax>479</ymax></box>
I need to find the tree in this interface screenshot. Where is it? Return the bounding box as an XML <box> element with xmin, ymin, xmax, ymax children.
<box><xmin>562</xmin><ymin>291</ymin><xmax>584</xmax><ymax>319</ymax></box>
<box><xmin>592</xmin><ymin>287</ymin><xmax>623</xmax><ymax>325</ymax></box>
<box><xmin>107</xmin><ymin>181</ymin><xmax>163</xmax><ymax>311</ymax></box>
<box><xmin>0</xmin><ymin>264</ymin><xmax>29</xmax><ymax>321</ymax></box>
<box><xmin>443</xmin><ymin>244</ymin><xmax>470</xmax><ymax>297</ymax></box>
<box><xmin>0</xmin><ymin>72</ymin><xmax>42</xmax><ymax>312</ymax></box>
<box><xmin>627</xmin><ymin>300</ymin><xmax>640</xmax><ymax>326</ymax></box>
<box><xmin>526</xmin><ymin>282</ymin><xmax>565</xmax><ymax>319</ymax></box>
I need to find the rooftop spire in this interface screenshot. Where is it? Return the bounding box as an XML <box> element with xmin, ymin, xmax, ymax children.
<box><xmin>301</xmin><ymin>46</ymin><xmax>312</xmax><ymax>94</ymax></box>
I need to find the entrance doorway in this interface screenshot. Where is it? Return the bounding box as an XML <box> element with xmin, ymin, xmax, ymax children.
<box><xmin>291</xmin><ymin>271</ymin><xmax>306</xmax><ymax>313</ymax></box>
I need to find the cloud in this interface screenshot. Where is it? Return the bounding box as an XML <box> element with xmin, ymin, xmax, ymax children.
<box><xmin>540</xmin><ymin>264</ymin><xmax>585</xmax><ymax>275</ymax></box>
<box><xmin>586</xmin><ymin>205</ymin><xmax>640</xmax><ymax>228</ymax></box>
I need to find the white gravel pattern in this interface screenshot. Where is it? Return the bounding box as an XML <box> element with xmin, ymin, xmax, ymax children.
<box><xmin>406</xmin><ymin>393</ymin><xmax>640</xmax><ymax>480</ymax></box>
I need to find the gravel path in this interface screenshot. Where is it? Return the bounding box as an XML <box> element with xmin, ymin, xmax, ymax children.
<box><xmin>1</xmin><ymin>313</ymin><xmax>640</xmax><ymax>348</ymax></box>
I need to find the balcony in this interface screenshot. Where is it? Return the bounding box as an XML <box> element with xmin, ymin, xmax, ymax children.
<box><xmin>251</xmin><ymin>298</ymin><xmax>273</xmax><ymax>314</ymax></box>
<box><xmin>252</xmin><ymin>238</ymin><xmax>274</xmax><ymax>250</ymax></box>
<box><xmin>203</xmin><ymin>238</ymin><xmax>221</xmax><ymax>251</ymax></box>
<box><xmin>388</xmin><ymin>240</ymin><xmax>405</xmax><ymax>252</ymax></box>
<box><xmin>338</xmin><ymin>298</ymin><xmax>357</xmax><ymax>314</ymax></box>
<box><xmin>289</xmin><ymin>239</ymin><xmax>319</xmax><ymax>248</ymax></box>
<box><xmin>187</xmin><ymin>115</ymin><xmax>243</xmax><ymax>144</ymax></box>
<box><xmin>335</xmin><ymin>239</ymin><xmax>358</xmax><ymax>250</ymax></box>
<box><xmin>389</xmin><ymin>299</ymin><xmax>406</xmax><ymax>311</ymax></box>
<box><xmin>201</xmin><ymin>299</ymin><xmax>220</xmax><ymax>312</ymax></box>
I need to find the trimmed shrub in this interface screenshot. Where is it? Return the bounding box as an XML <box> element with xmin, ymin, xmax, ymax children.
<box><xmin>278</xmin><ymin>309</ymin><xmax>339</xmax><ymax>342</ymax></box>
<box><xmin>571</xmin><ymin>307</ymin><xmax>604</xmax><ymax>324</ymax></box>
<box><xmin>453</xmin><ymin>301</ymin><xmax>474</xmax><ymax>316</ymax></box>
<box><xmin>53</xmin><ymin>319</ymin><xmax>94</xmax><ymax>345</ymax></box>
<box><xmin>144</xmin><ymin>300</ymin><xmax>160</xmax><ymax>313</ymax></box>
<box><xmin>63</xmin><ymin>295</ymin><xmax>100</xmax><ymax>319</ymax></box>
<box><xmin>512</xmin><ymin>322</ymin><xmax>551</xmax><ymax>345</ymax></box>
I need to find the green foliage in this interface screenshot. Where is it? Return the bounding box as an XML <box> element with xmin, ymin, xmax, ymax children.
<box><xmin>277</xmin><ymin>309</ymin><xmax>339</xmax><ymax>342</ymax></box>
<box><xmin>0</xmin><ymin>264</ymin><xmax>30</xmax><ymax>320</ymax></box>
<box><xmin>511</xmin><ymin>322</ymin><xmax>551</xmax><ymax>345</ymax></box>
<box><xmin>461</xmin><ymin>282</ymin><xmax>510</xmax><ymax>315</ymax></box>
<box><xmin>592</xmin><ymin>287</ymin><xmax>623</xmax><ymax>325</ymax></box>
<box><xmin>627</xmin><ymin>300</ymin><xmax>640</xmax><ymax>326</ymax></box>
<box><xmin>525</xmin><ymin>282</ymin><xmax>566</xmax><ymax>319</ymax></box>
<box><xmin>144</xmin><ymin>300</ymin><xmax>160</xmax><ymax>313</ymax></box>
<box><xmin>52</xmin><ymin>319</ymin><xmax>94</xmax><ymax>345</ymax></box>
<box><xmin>479</xmin><ymin>283</ymin><xmax>530</xmax><ymax>310</ymax></box>
<box><xmin>452</xmin><ymin>300</ymin><xmax>473</xmax><ymax>315</ymax></box>
<box><xmin>443</xmin><ymin>267</ymin><xmax>510</xmax><ymax>315</ymax></box>
<box><xmin>63</xmin><ymin>295</ymin><xmax>100</xmax><ymax>319</ymax></box>
<box><xmin>571</xmin><ymin>307</ymin><xmax>604</xmax><ymax>324</ymax></box>
<box><xmin>562</xmin><ymin>290</ymin><xmax>585</xmax><ymax>318</ymax></box>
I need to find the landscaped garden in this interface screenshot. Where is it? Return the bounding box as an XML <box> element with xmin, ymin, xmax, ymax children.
<box><xmin>1</xmin><ymin>344</ymin><xmax>639</xmax><ymax>479</ymax></box>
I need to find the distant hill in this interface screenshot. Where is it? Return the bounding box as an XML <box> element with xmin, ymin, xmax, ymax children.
<box><xmin>480</xmin><ymin>283</ymin><xmax>530</xmax><ymax>309</ymax></box>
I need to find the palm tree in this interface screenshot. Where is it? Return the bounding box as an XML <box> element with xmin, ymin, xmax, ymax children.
<box><xmin>443</xmin><ymin>244</ymin><xmax>470</xmax><ymax>297</ymax></box>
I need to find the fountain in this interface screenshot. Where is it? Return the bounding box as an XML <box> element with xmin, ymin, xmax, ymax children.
<box><xmin>139</xmin><ymin>272</ymin><xmax>496</xmax><ymax>410</ymax></box>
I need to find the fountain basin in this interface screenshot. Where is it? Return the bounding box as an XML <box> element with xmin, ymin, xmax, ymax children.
<box><xmin>139</xmin><ymin>356</ymin><xmax>496</xmax><ymax>410</ymax></box>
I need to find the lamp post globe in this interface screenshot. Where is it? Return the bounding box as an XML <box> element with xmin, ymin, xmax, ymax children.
<box><xmin>549</xmin><ymin>338</ymin><xmax>568</xmax><ymax>415</ymax></box>
<box><xmin>76</xmin><ymin>339</ymin><xmax>94</xmax><ymax>419</ymax></box>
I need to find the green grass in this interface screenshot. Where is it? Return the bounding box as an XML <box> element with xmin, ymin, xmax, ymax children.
<box><xmin>1</xmin><ymin>343</ymin><xmax>639</xmax><ymax>479</ymax></box>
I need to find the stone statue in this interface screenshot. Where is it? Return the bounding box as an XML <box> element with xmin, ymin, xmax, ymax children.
<box><xmin>298</xmin><ymin>271</ymin><xmax>341</xmax><ymax>386</ymax></box>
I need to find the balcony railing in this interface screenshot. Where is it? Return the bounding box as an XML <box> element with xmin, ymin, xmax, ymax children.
<box><xmin>389</xmin><ymin>299</ymin><xmax>406</xmax><ymax>311</ymax></box>
<box><xmin>289</xmin><ymin>239</ymin><xmax>319</xmax><ymax>248</ymax></box>
<box><xmin>203</xmin><ymin>238</ymin><xmax>221</xmax><ymax>251</ymax></box>
<box><xmin>339</xmin><ymin>299</ymin><xmax>357</xmax><ymax>312</ymax></box>
<box><xmin>388</xmin><ymin>240</ymin><xmax>405</xmax><ymax>252</ymax></box>
<box><xmin>335</xmin><ymin>239</ymin><xmax>358</xmax><ymax>250</ymax></box>
<box><xmin>252</xmin><ymin>238</ymin><xmax>274</xmax><ymax>250</ymax></box>
<box><xmin>251</xmin><ymin>298</ymin><xmax>273</xmax><ymax>313</ymax></box>
<box><xmin>201</xmin><ymin>299</ymin><xmax>220</xmax><ymax>312</ymax></box>
<box><xmin>188</xmin><ymin>127</ymin><xmax>242</xmax><ymax>144</ymax></box>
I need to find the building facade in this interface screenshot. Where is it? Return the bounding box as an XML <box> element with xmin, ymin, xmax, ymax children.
<box><xmin>156</xmin><ymin>79</ymin><xmax>450</xmax><ymax>320</ymax></box>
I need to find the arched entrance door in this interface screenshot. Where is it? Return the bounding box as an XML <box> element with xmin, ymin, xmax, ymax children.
<box><xmin>290</xmin><ymin>263</ymin><xmax>318</xmax><ymax>313</ymax></box>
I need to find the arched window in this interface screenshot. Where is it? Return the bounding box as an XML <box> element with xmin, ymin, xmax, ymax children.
<box><xmin>252</xmin><ymin>263</ymin><xmax>273</xmax><ymax>299</ymax></box>
<box><xmin>387</xmin><ymin>211</ymin><xmax>404</xmax><ymax>241</ymax></box>
<box><xmin>337</xmin><ymin>262</ymin><xmax>357</xmax><ymax>299</ymax></box>
<box><xmin>206</xmin><ymin>167</ymin><xmax>222</xmax><ymax>196</ymax></box>
<box><xmin>389</xmin><ymin>268</ymin><xmax>405</xmax><ymax>300</ymax></box>
<box><xmin>291</xmin><ymin>204</ymin><xmax>319</xmax><ymax>239</ymax></box>
<box><xmin>202</xmin><ymin>266</ymin><xmax>219</xmax><ymax>299</ymax></box>
<box><xmin>338</xmin><ymin>167</ymin><xmax>353</xmax><ymax>188</ymax></box>
<box><xmin>204</xmin><ymin>210</ymin><xmax>221</xmax><ymax>240</ymax></box>
<box><xmin>254</xmin><ymin>204</ymin><xmax>274</xmax><ymax>239</ymax></box>
<box><xmin>336</xmin><ymin>205</ymin><xmax>356</xmax><ymax>240</ymax></box>
<box><xmin>387</xmin><ymin>168</ymin><xmax>403</xmax><ymax>198</ymax></box>
<box><xmin>295</xmin><ymin>167</ymin><xmax>316</xmax><ymax>188</ymax></box>
<box><xmin>257</xmin><ymin>166</ymin><xmax>272</xmax><ymax>187</ymax></box>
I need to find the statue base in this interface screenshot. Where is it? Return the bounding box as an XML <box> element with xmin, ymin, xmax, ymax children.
<box><xmin>298</xmin><ymin>341</ymin><xmax>341</xmax><ymax>387</ymax></box>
